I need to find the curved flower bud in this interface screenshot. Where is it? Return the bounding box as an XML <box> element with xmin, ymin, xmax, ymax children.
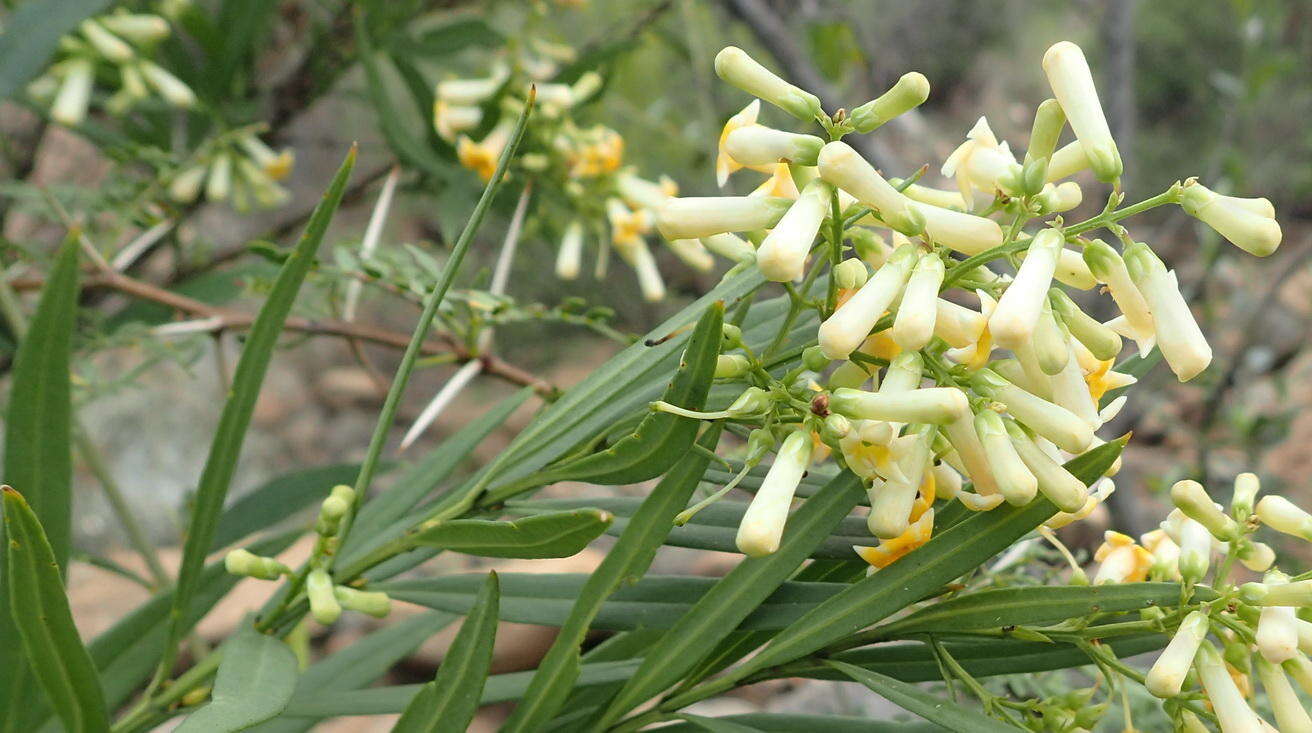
<box><xmin>334</xmin><ymin>586</ymin><xmax>392</xmax><ymax>618</ymax></box>
<box><xmin>1046</xmin><ymin>141</ymin><xmax>1090</xmax><ymax>182</ymax></box>
<box><xmin>829</xmin><ymin>387</ymin><xmax>968</xmax><ymax>425</ymax></box>
<box><xmin>657</xmin><ymin>196</ymin><xmax>791</xmax><ymax>240</ymax></box>
<box><xmin>1256</xmin><ymin>495</ymin><xmax>1312</xmax><ymax>541</ymax></box>
<box><xmin>1256</xmin><ymin>657</ymin><xmax>1312</xmax><ymax>733</ymax></box>
<box><xmin>556</xmin><ymin>221</ymin><xmax>585</xmax><ymax>280</ymax></box>
<box><xmin>1171</xmin><ymin>480</ymin><xmax>1239</xmax><ymax>541</ymax></box>
<box><xmin>715</xmin><ymin>46</ymin><xmax>822</xmax><ymax>122</ymax></box>
<box><xmin>850</xmin><ymin>71</ymin><xmax>930</xmax><ymax>133</ymax></box>
<box><xmin>757</xmin><ymin>179</ymin><xmax>832</xmax><ymax>281</ymax></box>
<box><xmin>700</xmin><ymin>232</ymin><xmax>756</xmax><ymax>264</ymax></box>
<box><xmin>138</xmin><ymin>59</ymin><xmax>196</xmax><ymax>108</ymax></box>
<box><xmin>816</xmin><ymin>141</ymin><xmax>922</xmax><ymax>235</ymax></box>
<box><xmin>1123</xmin><ymin>241</ymin><xmax>1212</xmax><ymax>381</ymax></box>
<box><xmin>909</xmin><ymin>201</ymin><xmax>1003</xmax><ymax>256</ymax></box>
<box><xmin>869</xmin><ymin>425</ymin><xmax>935</xmax><ymax>538</ymax></box>
<box><xmin>1196</xmin><ymin>642</ymin><xmax>1265</xmax><ymax>733</ymax></box>
<box><xmin>1004</xmin><ymin>421</ymin><xmax>1088</xmax><ymax>512</ymax></box>
<box><xmin>892</xmin><ymin>253</ymin><xmax>944</xmax><ymax>351</ymax></box>
<box><xmin>1035</xmin><ymin>181</ymin><xmax>1083</xmax><ymax>215</ymax></box>
<box><xmin>1050</xmin><ymin>289</ymin><xmax>1121</xmax><ymax>360</ymax></box>
<box><xmin>666</xmin><ymin>238</ymin><xmax>714</xmax><ymax>272</ymax></box>
<box><xmin>974</xmin><ymin>369</ymin><xmax>1093</xmax><ymax>453</ymax></box>
<box><xmin>307</xmin><ymin>568</ymin><xmax>343</xmax><ymax>625</ymax></box>
<box><xmin>1042</xmin><ymin>41</ymin><xmax>1122</xmax><ymax>181</ymax></box>
<box><xmin>736</xmin><ymin>429</ymin><xmax>813</xmax><ymax>556</ymax></box>
<box><xmin>818</xmin><ymin>243</ymin><xmax>918</xmax><ymax>358</ymax></box>
<box><xmin>80</xmin><ymin>19</ymin><xmax>134</xmax><ymax>63</ymax></box>
<box><xmin>834</xmin><ymin>258</ymin><xmax>870</xmax><ymax>290</ymax></box>
<box><xmin>224</xmin><ymin>548</ymin><xmax>291</xmax><ymax>580</ymax></box>
<box><xmin>50</xmin><ymin>58</ymin><xmax>94</xmax><ymax>126</ymax></box>
<box><xmin>1024</xmin><ymin>99</ymin><xmax>1066</xmax><ymax>170</ymax></box>
<box><xmin>1257</xmin><ymin>571</ymin><xmax>1300</xmax><ymax>664</ymax></box>
<box><xmin>1146</xmin><ymin>610</ymin><xmax>1209</xmax><ymax>697</ymax></box>
<box><xmin>1180</xmin><ymin>182</ymin><xmax>1281</xmax><ymax>257</ymax></box>
<box><xmin>990</xmin><ymin>228</ymin><xmax>1063</xmax><ymax>349</ymax></box>
<box><xmin>1082</xmin><ymin>239</ymin><xmax>1156</xmax><ymax>355</ymax></box>
<box><xmin>975</xmin><ymin>410</ymin><xmax>1037</xmax><ymax>506</ymax></box>
<box><xmin>725</xmin><ymin>125</ymin><xmax>824</xmax><ymax>167</ymax></box>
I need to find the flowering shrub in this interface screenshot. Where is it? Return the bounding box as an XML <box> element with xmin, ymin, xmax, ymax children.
<box><xmin>1</xmin><ymin>4</ymin><xmax>1309</xmax><ymax>731</ymax></box>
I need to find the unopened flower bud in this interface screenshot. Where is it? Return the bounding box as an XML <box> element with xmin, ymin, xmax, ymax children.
<box><xmin>829</xmin><ymin>387</ymin><xmax>968</xmax><ymax>425</ymax></box>
<box><xmin>657</xmin><ymin>196</ymin><xmax>791</xmax><ymax>240</ymax></box>
<box><xmin>1049</xmin><ymin>289</ymin><xmax>1121</xmax><ymax>360</ymax></box>
<box><xmin>1046</xmin><ymin>141</ymin><xmax>1090</xmax><ymax>182</ymax></box>
<box><xmin>1256</xmin><ymin>495</ymin><xmax>1312</xmax><ymax>541</ymax></box>
<box><xmin>1146</xmin><ymin>610</ymin><xmax>1209</xmax><ymax>698</ymax></box>
<box><xmin>1034</xmin><ymin>181</ymin><xmax>1083</xmax><ymax>214</ymax></box>
<box><xmin>833</xmin><ymin>258</ymin><xmax>869</xmax><ymax>290</ymax></box>
<box><xmin>1004</xmin><ymin>421</ymin><xmax>1088</xmax><ymax>512</ymax></box>
<box><xmin>138</xmin><ymin>59</ymin><xmax>196</xmax><ymax>108</ymax></box>
<box><xmin>818</xmin><ymin>243</ymin><xmax>917</xmax><ymax>359</ymax></box>
<box><xmin>319</xmin><ymin>484</ymin><xmax>354</xmax><ymax>525</ymax></box>
<box><xmin>801</xmin><ymin>345</ymin><xmax>830</xmax><ymax>372</ymax></box>
<box><xmin>1172</xmin><ymin>480</ymin><xmax>1240</xmax><ymax>541</ymax></box>
<box><xmin>100</xmin><ymin>13</ymin><xmax>171</xmax><ymax>44</ymax></box>
<box><xmin>1232</xmin><ymin>472</ymin><xmax>1261</xmax><ymax>519</ymax></box>
<box><xmin>715</xmin><ymin>46</ymin><xmax>822</xmax><ymax>121</ymax></box>
<box><xmin>700</xmin><ymin>232</ymin><xmax>756</xmax><ymax>264</ymax></box>
<box><xmin>50</xmin><ymin>58</ymin><xmax>94</xmax><ymax>126</ymax></box>
<box><xmin>80</xmin><ymin>19</ymin><xmax>134</xmax><ymax>63</ymax></box>
<box><xmin>1195</xmin><ymin>642</ymin><xmax>1265</xmax><ymax>733</ymax></box>
<box><xmin>334</xmin><ymin>586</ymin><xmax>392</xmax><ymax>618</ymax></box>
<box><xmin>1256</xmin><ymin>657</ymin><xmax>1312</xmax><ymax>733</ymax></box>
<box><xmin>892</xmin><ymin>253</ymin><xmax>945</xmax><ymax>352</ymax></box>
<box><xmin>1123</xmin><ymin>241</ymin><xmax>1212</xmax><ymax>381</ymax></box>
<box><xmin>714</xmin><ymin>354</ymin><xmax>751</xmax><ymax>379</ymax></box>
<box><xmin>555</xmin><ymin>221</ymin><xmax>585</xmax><ymax>280</ymax></box>
<box><xmin>849</xmin><ymin>228</ymin><xmax>890</xmax><ymax>267</ymax></box>
<box><xmin>721</xmin><ymin>323</ymin><xmax>744</xmax><ymax>348</ymax></box>
<box><xmin>1180</xmin><ymin>182</ymin><xmax>1281</xmax><ymax>257</ymax></box>
<box><xmin>1025</xmin><ymin>99</ymin><xmax>1066</xmax><ymax>169</ymax></box>
<box><xmin>1082</xmin><ymin>238</ymin><xmax>1155</xmax><ymax>354</ymax></box>
<box><xmin>724</xmin><ymin>125</ymin><xmax>824</xmax><ymax>167</ymax></box>
<box><xmin>757</xmin><ymin>179</ymin><xmax>832</xmax><ymax>281</ymax></box>
<box><xmin>849</xmin><ymin>72</ymin><xmax>929</xmax><ymax>133</ymax></box>
<box><xmin>974</xmin><ymin>410</ymin><xmax>1037</xmax><ymax>506</ymax></box>
<box><xmin>973</xmin><ymin>369</ymin><xmax>1093</xmax><ymax>454</ymax></box>
<box><xmin>169</xmin><ymin>163</ymin><xmax>207</xmax><ymax>204</ymax></box>
<box><xmin>1177</xmin><ymin>517</ymin><xmax>1212</xmax><ymax>585</ymax></box>
<box><xmin>1257</xmin><ymin>572</ymin><xmax>1300</xmax><ymax>664</ymax></box>
<box><xmin>1242</xmin><ymin>580</ymin><xmax>1312</xmax><ymax>607</ymax></box>
<box><xmin>817</xmin><ymin>142</ymin><xmax>921</xmax><ymax>235</ymax></box>
<box><xmin>307</xmin><ymin>569</ymin><xmax>342</xmax><ymax>625</ymax></box>
<box><xmin>1238</xmin><ymin>540</ymin><xmax>1275</xmax><ymax>573</ymax></box>
<box><xmin>736</xmin><ymin>429</ymin><xmax>812</xmax><ymax>556</ymax></box>
<box><xmin>224</xmin><ymin>548</ymin><xmax>291</xmax><ymax>580</ymax></box>
<box><xmin>990</xmin><ymin>228</ymin><xmax>1063</xmax><ymax>349</ymax></box>
<box><xmin>1032</xmin><ymin>303</ymin><xmax>1068</xmax><ymax>377</ymax></box>
<box><xmin>1042</xmin><ymin>42</ymin><xmax>1122</xmax><ymax>181</ymax></box>
<box><xmin>821</xmin><ymin>413</ymin><xmax>852</xmax><ymax>443</ymax></box>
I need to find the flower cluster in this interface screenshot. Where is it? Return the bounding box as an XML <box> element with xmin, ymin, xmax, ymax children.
<box><xmin>435</xmin><ymin>40</ymin><xmax>745</xmax><ymax>301</ymax></box>
<box><xmin>166</xmin><ymin>126</ymin><xmax>295</xmax><ymax>211</ymax></box>
<box><xmin>27</xmin><ymin>10</ymin><xmax>195</xmax><ymax>126</ymax></box>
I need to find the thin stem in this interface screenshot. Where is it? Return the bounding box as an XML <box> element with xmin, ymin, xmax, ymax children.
<box><xmin>1064</xmin><ymin>188</ymin><xmax>1181</xmax><ymax>237</ymax></box>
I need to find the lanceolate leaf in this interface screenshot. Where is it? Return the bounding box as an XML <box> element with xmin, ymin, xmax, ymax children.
<box><xmin>157</xmin><ymin>146</ymin><xmax>356</xmax><ymax>685</ymax></box>
<box><xmin>483</xmin><ymin>301</ymin><xmax>724</xmax><ymax>502</ymax></box>
<box><xmin>410</xmin><ymin>509</ymin><xmax>612</xmax><ymax>558</ymax></box>
<box><xmin>501</xmin><ymin>427</ymin><xmax>723</xmax><ymax>731</ymax></box>
<box><xmin>592</xmin><ymin>471</ymin><xmax>866</xmax><ymax>729</ymax></box>
<box><xmin>668</xmin><ymin>439</ymin><xmax>1126</xmax><ymax>704</ymax></box>
<box><xmin>176</xmin><ymin>625</ymin><xmax>298</xmax><ymax>733</ymax></box>
<box><xmin>0</xmin><ymin>236</ymin><xmax>78</xmax><ymax>731</ymax></box>
<box><xmin>825</xmin><ymin>660</ymin><xmax>1014</xmax><ymax>732</ymax></box>
<box><xmin>1</xmin><ymin>487</ymin><xmax>108</xmax><ymax>733</ymax></box>
<box><xmin>394</xmin><ymin>573</ymin><xmax>500</xmax><ymax>733</ymax></box>
<box><xmin>657</xmin><ymin>713</ymin><xmax>937</xmax><ymax>733</ymax></box>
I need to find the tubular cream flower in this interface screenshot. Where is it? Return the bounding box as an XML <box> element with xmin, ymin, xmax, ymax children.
<box><xmin>909</xmin><ymin>201</ymin><xmax>1003</xmax><ymax>256</ymax></box>
<box><xmin>974</xmin><ymin>409</ymin><xmax>1037</xmax><ymax>506</ymax></box>
<box><xmin>1123</xmin><ymin>241</ymin><xmax>1212</xmax><ymax>381</ymax></box>
<box><xmin>80</xmin><ymin>19</ymin><xmax>134</xmax><ymax>63</ymax></box>
<box><xmin>616</xmin><ymin>171</ymin><xmax>678</xmax><ymax>210</ymax></box>
<box><xmin>1145</xmin><ymin>610</ymin><xmax>1209</xmax><ymax>697</ymax></box>
<box><xmin>1171</xmin><ymin>480</ymin><xmax>1240</xmax><ymax>541</ymax></box>
<box><xmin>850</xmin><ymin>72</ymin><xmax>930</xmax><ymax>133</ymax></box>
<box><xmin>989</xmin><ymin>228</ymin><xmax>1063</xmax><ymax>349</ymax></box>
<box><xmin>854</xmin><ymin>506</ymin><xmax>934</xmax><ymax>569</ymax></box>
<box><xmin>1082</xmin><ymin>239</ymin><xmax>1156</xmax><ymax>355</ymax></box>
<box><xmin>829</xmin><ymin>387</ymin><xmax>968</xmax><ymax>425</ymax></box>
<box><xmin>1255</xmin><ymin>657</ymin><xmax>1312</xmax><ymax>733</ymax></box>
<box><xmin>724</xmin><ymin>125</ymin><xmax>824</xmax><ymax>168</ymax></box>
<box><xmin>1042</xmin><ymin>41</ymin><xmax>1122</xmax><ymax>181</ymax></box>
<box><xmin>1256</xmin><ymin>495</ymin><xmax>1312</xmax><ymax>541</ymax></box>
<box><xmin>817</xmin><ymin>243</ymin><xmax>918</xmax><ymax>358</ymax></box>
<box><xmin>756</xmin><ymin>179</ymin><xmax>832</xmax><ymax>281</ymax></box>
<box><xmin>889</xmin><ymin>179</ymin><xmax>967</xmax><ymax>210</ymax></box>
<box><xmin>816</xmin><ymin>141</ymin><xmax>923</xmax><ymax>235</ymax></box>
<box><xmin>1093</xmin><ymin>531</ymin><xmax>1153</xmax><ymax>584</ymax></box>
<box><xmin>1050</xmin><ymin>344</ymin><xmax>1101</xmax><ymax>429</ymax></box>
<box><xmin>457</xmin><ymin>118</ymin><xmax>515</xmax><ymax>181</ymax></box>
<box><xmin>665</xmin><ymin>239</ymin><xmax>714</xmax><ymax>272</ymax></box>
<box><xmin>1004</xmin><ymin>421</ymin><xmax>1088</xmax><ymax>512</ymax></box>
<box><xmin>736</xmin><ymin>429</ymin><xmax>813</xmax><ymax>556</ymax></box>
<box><xmin>868</xmin><ymin>425</ymin><xmax>935</xmax><ymax>538</ymax></box>
<box><xmin>715</xmin><ymin>46</ymin><xmax>823</xmax><ymax>122</ymax></box>
<box><xmin>1023</xmin><ymin>99</ymin><xmax>1065</xmax><ymax>172</ymax></box>
<box><xmin>1176</xmin><ymin>515</ymin><xmax>1213</xmax><ymax>584</ymax></box>
<box><xmin>1045</xmin><ymin>141</ymin><xmax>1090</xmax><ymax>182</ymax></box>
<box><xmin>1141</xmin><ymin>528</ymin><xmax>1182</xmax><ymax>579</ymax></box>
<box><xmin>1232</xmin><ymin>472</ymin><xmax>1261</xmax><ymax>519</ymax></box>
<box><xmin>1257</xmin><ymin>571</ymin><xmax>1300</xmax><ymax>664</ymax></box>
<box><xmin>933</xmin><ymin>297</ymin><xmax>986</xmax><ymax>349</ymax></box>
<box><xmin>1049</xmin><ymin>289</ymin><xmax>1121</xmax><ymax>360</ymax></box>
<box><xmin>1196</xmin><ymin>642</ymin><xmax>1265</xmax><ymax>733</ymax></box>
<box><xmin>1241</xmin><ymin>579</ymin><xmax>1312</xmax><ymax>608</ymax></box>
<box><xmin>1180</xmin><ymin>182</ymin><xmax>1281</xmax><ymax>257</ymax></box>
<box><xmin>50</xmin><ymin>58</ymin><xmax>94</xmax><ymax>126</ymax></box>
<box><xmin>656</xmin><ymin>195</ymin><xmax>791</xmax><ymax>240</ymax></box>
<box><xmin>555</xmin><ymin>221</ymin><xmax>585</xmax><ymax>280</ymax></box>
<box><xmin>941</xmin><ymin>116</ymin><xmax>1021</xmax><ymax>209</ymax></box>
<box><xmin>138</xmin><ymin>59</ymin><xmax>196</xmax><ymax>108</ymax></box>
<box><xmin>974</xmin><ymin>369</ymin><xmax>1093</xmax><ymax>453</ymax></box>
<box><xmin>938</xmin><ymin>403</ymin><xmax>999</xmax><ymax>497</ymax></box>
<box><xmin>892</xmin><ymin>253</ymin><xmax>945</xmax><ymax>351</ymax></box>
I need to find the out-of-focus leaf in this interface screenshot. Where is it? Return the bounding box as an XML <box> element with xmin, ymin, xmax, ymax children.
<box><xmin>1</xmin><ymin>488</ymin><xmax>108</xmax><ymax>733</ymax></box>
<box><xmin>394</xmin><ymin>573</ymin><xmax>499</xmax><ymax>733</ymax></box>
<box><xmin>356</xmin><ymin>18</ymin><xmax>451</xmax><ymax>180</ymax></box>
<box><xmin>214</xmin><ymin>464</ymin><xmax>367</xmax><ymax>549</ymax></box>
<box><xmin>0</xmin><ymin>236</ymin><xmax>78</xmax><ymax>730</ymax></box>
<box><xmin>826</xmin><ymin>660</ymin><xmax>1013</xmax><ymax>732</ymax></box>
<box><xmin>176</xmin><ymin>624</ymin><xmax>298</xmax><ymax>732</ymax></box>
<box><xmin>382</xmin><ymin>573</ymin><xmax>848</xmax><ymax>631</ymax></box>
<box><xmin>679</xmin><ymin>713</ymin><xmax>763</xmax><ymax>732</ymax></box>
<box><xmin>411</xmin><ymin>508</ymin><xmax>611</xmax><ymax>558</ymax></box>
<box><xmin>390</xmin><ymin>17</ymin><xmax>503</xmax><ymax>57</ymax></box>
<box><xmin>502</xmin><ymin>428</ymin><xmax>723</xmax><ymax>730</ymax></box>
<box><xmin>658</xmin><ymin>713</ymin><xmax>937</xmax><ymax>733</ymax></box>
<box><xmin>159</xmin><ymin>147</ymin><xmax>356</xmax><ymax>686</ymax></box>
<box><xmin>0</xmin><ymin>0</ymin><xmax>112</xmax><ymax>99</ymax></box>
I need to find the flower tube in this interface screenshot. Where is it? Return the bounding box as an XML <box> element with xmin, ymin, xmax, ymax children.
<box><xmin>818</xmin><ymin>243</ymin><xmax>917</xmax><ymax>358</ymax></box>
<box><xmin>1180</xmin><ymin>182</ymin><xmax>1281</xmax><ymax>257</ymax></box>
<box><xmin>892</xmin><ymin>253</ymin><xmax>945</xmax><ymax>350</ymax></box>
<box><xmin>757</xmin><ymin>179</ymin><xmax>833</xmax><ymax>281</ymax></box>
<box><xmin>1051</xmin><ymin>344</ymin><xmax>1101</xmax><ymax>429</ymax></box>
<box><xmin>724</xmin><ymin>125</ymin><xmax>824</xmax><ymax>167</ymax></box>
<box><xmin>1024</xmin><ymin>98</ymin><xmax>1065</xmax><ymax>174</ymax></box>
<box><xmin>933</xmin><ymin>298</ymin><xmax>986</xmax><ymax>349</ymax></box>
<box><xmin>1177</xmin><ymin>516</ymin><xmax>1213</xmax><ymax>584</ymax></box>
<box><xmin>974</xmin><ymin>369</ymin><xmax>1093</xmax><ymax>453</ymax></box>
<box><xmin>556</xmin><ymin>221</ymin><xmax>585</xmax><ymax>280</ymax></box>
<box><xmin>1123</xmin><ymin>241</ymin><xmax>1212</xmax><ymax>381</ymax></box>
<box><xmin>869</xmin><ymin>425</ymin><xmax>934</xmax><ymax>539</ymax></box>
<box><xmin>616</xmin><ymin>171</ymin><xmax>677</xmax><ymax>210</ymax></box>
<box><xmin>909</xmin><ymin>201</ymin><xmax>1003</xmax><ymax>255</ymax></box>
<box><xmin>666</xmin><ymin>238</ymin><xmax>714</xmax><ymax>272</ymax></box>
<box><xmin>1046</xmin><ymin>141</ymin><xmax>1090</xmax><ymax>182</ymax></box>
<box><xmin>1255</xmin><ymin>657</ymin><xmax>1312</xmax><ymax>733</ymax></box>
<box><xmin>657</xmin><ymin>196</ymin><xmax>791</xmax><ymax>240</ymax></box>
<box><xmin>736</xmin><ymin>430</ymin><xmax>813</xmax><ymax>556</ymax></box>
<box><xmin>1256</xmin><ymin>495</ymin><xmax>1312</xmax><ymax>541</ymax></box>
<box><xmin>50</xmin><ymin>59</ymin><xmax>94</xmax><ymax>126</ymax></box>
<box><xmin>1241</xmin><ymin>580</ymin><xmax>1312</xmax><ymax>608</ymax></box>
<box><xmin>1049</xmin><ymin>288</ymin><xmax>1121</xmax><ymax>360</ymax></box>
<box><xmin>974</xmin><ymin>410</ymin><xmax>1036</xmax><ymax>506</ymax></box>
<box><xmin>1196</xmin><ymin>642</ymin><xmax>1265</xmax><ymax>733</ymax></box>
<box><xmin>1257</xmin><ymin>571</ymin><xmax>1300</xmax><ymax>664</ymax></box>
<box><xmin>700</xmin><ymin>232</ymin><xmax>756</xmax><ymax>264</ymax></box>
<box><xmin>1042</xmin><ymin>41</ymin><xmax>1122</xmax><ymax>181</ymax></box>
<box><xmin>990</xmin><ymin>228</ymin><xmax>1063</xmax><ymax>349</ymax></box>
<box><xmin>715</xmin><ymin>46</ymin><xmax>822</xmax><ymax>121</ymax></box>
<box><xmin>829</xmin><ymin>387</ymin><xmax>968</xmax><ymax>425</ymax></box>
<box><xmin>1082</xmin><ymin>238</ymin><xmax>1156</xmax><ymax>354</ymax></box>
<box><xmin>850</xmin><ymin>71</ymin><xmax>930</xmax><ymax>133</ymax></box>
<box><xmin>1004</xmin><ymin>421</ymin><xmax>1088</xmax><ymax>512</ymax></box>
<box><xmin>1146</xmin><ymin>611</ymin><xmax>1209</xmax><ymax>697</ymax></box>
<box><xmin>1171</xmin><ymin>480</ymin><xmax>1240</xmax><ymax>541</ymax></box>
<box><xmin>817</xmin><ymin>141</ymin><xmax>923</xmax><ymax>235</ymax></box>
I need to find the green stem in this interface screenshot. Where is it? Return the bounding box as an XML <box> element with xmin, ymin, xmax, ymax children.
<box><xmin>1064</xmin><ymin>188</ymin><xmax>1181</xmax><ymax>237</ymax></box>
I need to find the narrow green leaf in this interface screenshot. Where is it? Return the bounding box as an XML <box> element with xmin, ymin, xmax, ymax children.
<box><xmin>656</xmin><ymin>713</ymin><xmax>937</xmax><ymax>733</ymax></box>
<box><xmin>213</xmin><ymin>463</ymin><xmax>368</xmax><ymax>549</ymax></box>
<box><xmin>176</xmin><ymin>625</ymin><xmax>298</xmax><ymax>732</ymax></box>
<box><xmin>484</xmin><ymin>302</ymin><xmax>724</xmax><ymax>501</ymax></box>
<box><xmin>157</xmin><ymin>146</ymin><xmax>357</xmax><ymax>687</ymax></box>
<box><xmin>592</xmin><ymin>471</ymin><xmax>866</xmax><ymax>729</ymax></box>
<box><xmin>383</xmin><ymin>573</ymin><xmax>847</xmax><ymax>631</ymax></box>
<box><xmin>394</xmin><ymin>572</ymin><xmax>500</xmax><ymax>733</ymax></box>
<box><xmin>825</xmin><ymin>660</ymin><xmax>1013</xmax><ymax>732</ymax></box>
<box><xmin>0</xmin><ymin>0</ymin><xmax>112</xmax><ymax>99</ymax></box>
<box><xmin>668</xmin><ymin>439</ymin><xmax>1127</xmax><ymax>706</ymax></box>
<box><xmin>1</xmin><ymin>487</ymin><xmax>108</xmax><ymax>732</ymax></box>
<box><xmin>501</xmin><ymin>427</ymin><xmax>723</xmax><ymax>730</ymax></box>
<box><xmin>1</xmin><ymin>236</ymin><xmax>79</xmax><ymax>730</ymax></box>
<box><xmin>411</xmin><ymin>508</ymin><xmax>612</xmax><ymax>558</ymax></box>
<box><xmin>680</xmin><ymin>713</ymin><xmax>764</xmax><ymax>732</ymax></box>
<box><xmin>356</xmin><ymin>17</ymin><xmax>452</xmax><ymax>179</ymax></box>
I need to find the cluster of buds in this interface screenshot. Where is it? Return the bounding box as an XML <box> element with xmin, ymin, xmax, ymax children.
<box><xmin>1129</xmin><ymin>475</ymin><xmax>1312</xmax><ymax>731</ymax></box>
<box><xmin>224</xmin><ymin>484</ymin><xmax>391</xmax><ymax>625</ymax></box>
<box><xmin>27</xmin><ymin>10</ymin><xmax>195</xmax><ymax>126</ymax></box>
<box><xmin>167</xmin><ymin>126</ymin><xmax>294</xmax><ymax>211</ymax></box>
<box><xmin>651</xmin><ymin>39</ymin><xmax>1283</xmax><ymax>585</ymax></box>
<box><xmin>434</xmin><ymin>35</ymin><xmax>752</xmax><ymax>302</ymax></box>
